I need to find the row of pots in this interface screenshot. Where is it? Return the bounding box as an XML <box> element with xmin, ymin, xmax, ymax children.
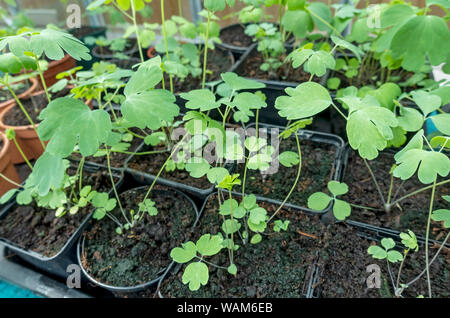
<box><xmin>0</xmin><ymin>119</ymin><xmax>445</xmax><ymax>297</ymax></box>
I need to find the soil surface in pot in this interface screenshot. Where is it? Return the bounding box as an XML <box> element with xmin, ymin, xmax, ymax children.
<box><xmin>0</xmin><ymin>167</ymin><xmax>118</xmax><ymax>257</ymax></box>
<box><xmin>331</xmin><ymin>67</ymin><xmax>424</xmax><ymax>92</ymax></box>
<box><xmin>220</xmin><ymin>24</ymin><xmax>253</xmax><ymax>49</ymax></box>
<box><xmin>158</xmin><ymin>192</ymin><xmax>326</xmax><ymax>298</ymax></box>
<box><xmin>235</xmin><ymin>138</ymin><xmax>337</xmax><ymax>209</ymax></box>
<box><xmin>81</xmin><ymin>186</ymin><xmax>197</xmax><ymax>287</ymax></box>
<box><xmin>157</xmin><ymin>48</ymin><xmax>233</xmax><ymax>94</ymax></box>
<box><xmin>3</xmin><ymin>87</ymin><xmax>71</xmax><ymax>126</ymax></box>
<box><xmin>236</xmin><ymin>48</ymin><xmax>322</xmax><ymax>83</ymax></box>
<box><xmin>343</xmin><ymin>151</ymin><xmax>450</xmax><ymax>241</ymax></box>
<box><xmin>316</xmin><ymin>224</ymin><xmax>450</xmax><ymax>298</ymax></box>
<box><xmin>0</xmin><ymin>80</ymin><xmax>31</xmax><ymax>103</ymax></box>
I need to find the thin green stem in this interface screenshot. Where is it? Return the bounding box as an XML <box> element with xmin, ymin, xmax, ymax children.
<box><xmin>106</xmin><ymin>147</ymin><xmax>130</xmax><ymax>225</ymax></box>
<box><xmin>386</xmin><ymin>171</ymin><xmax>394</xmax><ymax>205</ymax></box>
<box><xmin>405</xmin><ymin>232</ymin><xmax>450</xmax><ymax>287</ymax></box>
<box><xmin>389</xmin><ymin>179</ymin><xmax>450</xmax><ymax>207</ymax></box>
<box><xmin>349</xmin><ymin>203</ymin><xmax>381</xmax><ymax>211</ymax></box>
<box><xmin>0</xmin><ymin>173</ymin><xmax>22</xmax><ymax>188</ymax></box>
<box><xmin>12</xmin><ymin>137</ymin><xmax>33</xmax><ymax>170</ymax></box>
<box><xmin>130</xmin><ymin>0</ymin><xmax>144</xmax><ymax>63</ymax></box>
<box><xmin>363</xmin><ymin>158</ymin><xmax>386</xmax><ymax>205</ymax></box>
<box><xmin>268</xmin><ymin>133</ymin><xmax>301</xmax><ymax>222</ymax></box>
<box><xmin>5</xmin><ymin>82</ymin><xmax>45</xmax><ymax>150</ymax></box>
<box><xmin>228</xmin><ymin>188</ymin><xmax>235</xmax><ymax>264</ymax></box>
<box><xmin>331</xmin><ymin>103</ymin><xmax>348</xmax><ymax>121</ymax></box>
<box><xmin>78</xmin><ymin>157</ymin><xmax>85</xmax><ymax>194</ymax></box>
<box><xmin>161</xmin><ymin>0</ymin><xmax>174</xmax><ymax>93</ymax></box>
<box><xmin>34</xmin><ymin>56</ymin><xmax>51</xmax><ymax>103</ymax></box>
<box><xmin>201</xmin><ymin>10</ymin><xmax>211</xmax><ymax>89</ymax></box>
<box><xmin>396</xmin><ymin>249</ymin><xmax>409</xmax><ymax>291</ymax></box>
<box><xmin>142</xmin><ymin>134</ymin><xmax>188</xmax><ymax>203</ymax></box>
<box><xmin>425</xmin><ymin>179</ymin><xmax>436</xmax><ymax>298</ymax></box>
<box><xmin>306</xmin><ymin>9</ymin><xmax>344</xmax><ymax>39</ymax></box>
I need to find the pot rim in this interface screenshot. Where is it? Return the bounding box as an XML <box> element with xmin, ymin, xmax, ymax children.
<box><xmin>0</xmin><ymin>89</ymin><xmax>92</xmax><ymax>131</ymax></box>
<box><xmin>0</xmin><ymin>77</ymin><xmax>39</xmax><ymax>109</ymax></box>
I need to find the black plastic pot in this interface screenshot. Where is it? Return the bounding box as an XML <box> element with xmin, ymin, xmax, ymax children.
<box><xmin>217</xmin><ymin>23</ymin><xmax>295</xmax><ymax>57</ymax></box>
<box><xmin>156</xmin><ymin>191</ymin><xmax>321</xmax><ymax>298</ymax></box>
<box><xmin>307</xmin><ymin>222</ymin><xmax>448</xmax><ymax>298</ymax></box>
<box><xmin>0</xmin><ymin>165</ymin><xmax>124</xmax><ymax>279</ymax></box>
<box><xmin>92</xmin><ymin>40</ymin><xmax>139</xmax><ymax>61</ymax></box>
<box><xmin>231</xmin><ymin>43</ymin><xmax>329</xmax><ymax>88</ymax></box>
<box><xmin>77</xmin><ymin>186</ymin><xmax>199</xmax><ymax>294</ymax></box>
<box><xmin>334</xmin><ymin>145</ymin><xmax>450</xmax><ymax>248</ymax></box>
<box><xmin>240</xmin><ymin>122</ymin><xmax>346</xmax><ymax>215</ymax></box>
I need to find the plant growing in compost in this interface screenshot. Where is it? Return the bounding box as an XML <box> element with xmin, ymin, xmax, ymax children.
<box><xmin>327</xmin><ymin>1</ymin><xmax>450</xmax><ymax>92</ymax></box>
<box><xmin>87</xmin><ymin>0</ymin><xmax>154</xmax><ymax>62</ymax></box>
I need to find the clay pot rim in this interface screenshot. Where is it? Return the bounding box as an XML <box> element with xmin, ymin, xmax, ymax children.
<box><xmin>0</xmin><ymin>77</ymin><xmax>39</xmax><ymax>109</ymax></box>
<box><xmin>0</xmin><ymin>89</ymin><xmax>92</xmax><ymax>131</ymax></box>
<box><xmin>146</xmin><ymin>46</ymin><xmax>156</xmax><ymax>59</ymax></box>
<box><xmin>0</xmin><ymin>131</ymin><xmax>10</xmax><ymax>160</ymax></box>
<box><xmin>47</xmin><ymin>54</ymin><xmax>72</xmax><ymax>68</ymax></box>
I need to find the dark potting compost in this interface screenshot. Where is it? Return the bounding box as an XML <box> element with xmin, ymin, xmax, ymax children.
<box><xmin>158</xmin><ymin>192</ymin><xmax>326</xmax><ymax>298</ymax></box>
<box><xmin>80</xmin><ymin>186</ymin><xmax>197</xmax><ymax>288</ymax></box>
<box><xmin>157</xmin><ymin>48</ymin><xmax>234</xmax><ymax>93</ymax></box>
<box><xmin>235</xmin><ymin>138</ymin><xmax>338</xmax><ymax>210</ymax></box>
<box><xmin>343</xmin><ymin>151</ymin><xmax>450</xmax><ymax>241</ymax></box>
<box><xmin>315</xmin><ymin>224</ymin><xmax>450</xmax><ymax>298</ymax></box>
<box><xmin>0</xmin><ymin>168</ymin><xmax>118</xmax><ymax>257</ymax></box>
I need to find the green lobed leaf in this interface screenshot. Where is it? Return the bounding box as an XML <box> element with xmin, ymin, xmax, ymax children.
<box><xmin>275</xmin><ymin>82</ymin><xmax>332</xmax><ymax>120</ymax></box>
<box><xmin>170</xmin><ymin>241</ymin><xmax>197</xmax><ymax>264</ymax></box>
<box><xmin>196</xmin><ymin>234</ymin><xmax>223</xmax><ymax>256</ymax></box>
<box><xmin>182</xmin><ymin>262</ymin><xmax>209</xmax><ymax>291</ymax></box>
<box><xmin>38</xmin><ymin>97</ymin><xmax>112</xmax><ymax>157</ymax></box>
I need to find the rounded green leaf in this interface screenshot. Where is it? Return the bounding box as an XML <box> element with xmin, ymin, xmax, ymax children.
<box><xmin>368</xmin><ymin>245</ymin><xmax>387</xmax><ymax>259</ymax></box>
<box><xmin>170</xmin><ymin>241</ymin><xmax>197</xmax><ymax>264</ymax></box>
<box><xmin>333</xmin><ymin>199</ymin><xmax>351</xmax><ymax>221</ymax></box>
<box><xmin>182</xmin><ymin>262</ymin><xmax>209</xmax><ymax>291</ymax></box>
<box><xmin>275</xmin><ymin>82</ymin><xmax>332</xmax><ymax>120</ymax></box>
<box><xmin>307</xmin><ymin>192</ymin><xmax>331</xmax><ymax>211</ymax></box>
<box><xmin>327</xmin><ymin>181</ymin><xmax>348</xmax><ymax>196</ymax></box>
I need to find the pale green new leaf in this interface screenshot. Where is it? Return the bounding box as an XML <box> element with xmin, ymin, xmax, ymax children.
<box><xmin>393</xmin><ymin>149</ymin><xmax>450</xmax><ymax>184</ymax></box>
<box><xmin>430</xmin><ymin>114</ymin><xmax>450</xmax><ymax>135</ymax></box>
<box><xmin>344</xmin><ymin>96</ymin><xmax>398</xmax><ymax>160</ymax></box>
<box><xmin>431</xmin><ymin>209</ymin><xmax>450</xmax><ymax>228</ymax></box>
<box><xmin>121</xmin><ymin>90</ymin><xmax>179</xmax><ymax>130</ymax></box>
<box><xmin>275</xmin><ymin>82</ymin><xmax>332</xmax><ymax>120</ymax></box>
<box><xmin>170</xmin><ymin>241</ymin><xmax>197</xmax><ymax>263</ymax></box>
<box><xmin>279</xmin><ymin>151</ymin><xmax>299</xmax><ymax>167</ymax></box>
<box><xmin>30</xmin><ymin>28</ymin><xmax>91</xmax><ymax>61</ymax></box>
<box><xmin>221</xmin><ymin>72</ymin><xmax>265</xmax><ymax>91</ymax></box>
<box><xmin>182</xmin><ymin>262</ymin><xmax>209</xmax><ymax>291</ymax></box>
<box><xmin>307</xmin><ymin>192</ymin><xmax>331</xmax><ymax>211</ymax></box>
<box><xmin>327</xmin><ymin>181</ymin><xmax>348</xmax><ymax>196</ymax></box>
<box><xmin>180</xmin><ymin>89</ymin><xmax>221</xmax><ymax>111</ymax></box>
<box><xmin>26</xmin><ymin>152</ymin><xmax>65</xmax><ymax>196</ymax></box>
<box><xmin>391</xmin><ymin>15</ymin><xmax>450</xmax><ymax>71</ymax></box>
<box><xmin>196</xmin><ymin>234</ymin><xmax>223</xmax><ymax>256</ymax></box>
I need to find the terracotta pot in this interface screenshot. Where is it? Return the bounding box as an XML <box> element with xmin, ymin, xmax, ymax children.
<box><xmin>0</xmin><ymin>131</ymin><xmax>21</xmax><ymax>196</ymax></box>
<box><xmin>39</xmin><ymin>54</ymin><xmax>77</xmax><ymax>89</ymax></box>
<box><xmin>0</xmin><ymin>90</ymin><xmax>93</xmax><ymax>164</ymax></box>
<box><xmin>146</xmin><ymin>47</ymin><xmax>156</xmax><ymax>59</ymax></box>
<box><xmin>0</xmin><ymin>77</ymin><xmax>39</xmax><ymax>109</ymax></box>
